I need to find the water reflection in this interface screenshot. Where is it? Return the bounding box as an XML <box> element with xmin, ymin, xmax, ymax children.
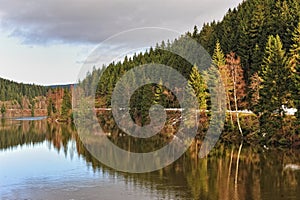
<box><xmin>1</xmin><ymin>117</ymin><xmax>300</xmax><ymax>199</ymax></box>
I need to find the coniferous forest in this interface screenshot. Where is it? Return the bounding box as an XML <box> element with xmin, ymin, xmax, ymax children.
<box><xmin>78</xmin><ymin>0</ymin><xmax>300</xmax><ymax>146</ymax></box>
<box><xmin>4</xmin><ymin>1</ymin><xmax>300</xmax><ymax>199</ymax></box>
<box><xmin>0</xmin><ymin>77</ymin><xmax>48</xmax><ymax>101</ymax></box>
<box><xmin>1</xmin><ymin>0</ymin><xmax>300</xmax><ymax>146</ymax></box>
<box><xmin>0</xmin><ymin>78</ymin><xmax>72</xmax><ymax>121</ymax></box>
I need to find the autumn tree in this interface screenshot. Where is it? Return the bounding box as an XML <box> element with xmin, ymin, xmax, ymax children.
<box><xmin>226</xmin><ymin>52</ymin><xmax>246</xmax><ymax>136</ymax></box>
<box><xmin>249</xmin><ymin>72</ymin><xmax>262</xmax><ymax>112</ymax></box>
<box><xmin>212</xmin><ymin>41</ymin><xmax>234</xmax><ymax>127</ymax></box>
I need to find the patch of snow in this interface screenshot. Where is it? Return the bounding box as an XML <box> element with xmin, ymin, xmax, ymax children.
<box><xmin>282</xmin><ymin>105</ymin><xmax>297</xmax><ymax>115</ymax></box>
<box><xmin>284</xmin><ymin>164</ymin><xmax>300</xmax><ymax>171</ymax></box>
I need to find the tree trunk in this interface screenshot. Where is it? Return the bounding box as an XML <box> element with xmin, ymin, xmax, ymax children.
<box><xmin>232</xmin><ymin>62</ymin><xmax>243</xmax><ymax>137</ymax></box>
<box><xmin>227</xmin><ymin>92</ymin><xmax>234</xmax><ymax>128</ymax></box>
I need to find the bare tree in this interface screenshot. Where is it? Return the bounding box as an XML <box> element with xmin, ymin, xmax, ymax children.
<box><xmin>226</xmin><ymin>52</ymin><xmax>246</xmax><ymax>136</ymax></box>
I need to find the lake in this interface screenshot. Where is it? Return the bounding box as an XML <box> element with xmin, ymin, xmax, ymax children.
<box><xmin>1</xmin><ymin>118</ymin><xmax>300</xmax><ymax>200</ymax></box>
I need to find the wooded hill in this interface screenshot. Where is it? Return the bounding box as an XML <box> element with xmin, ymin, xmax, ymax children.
<box><xmin>80</xmin><ymin>0</ymin><xmax>300</xmax><ymax>135</ymax></box>
<box><xmin>0</xmin><ymin>77</ymin><xmax>48</xmax><ymax>102</ymax></box>
<box><xmin>0</xmin><ymin>78</ymin><xmax>72</xmax><ymax>120</ymax></box>
<box><xmin>197</xmin><ymin>0</ymin><xmax>300</xmax><ymax>84</ymax></box>
<box><xmin>1</xmin><ymin>0</ymin><xmax>300</xmax><ymax>136</ymax></box>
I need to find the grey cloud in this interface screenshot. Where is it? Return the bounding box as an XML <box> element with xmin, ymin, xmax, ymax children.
<box><xmin>0</xmin><ymin>0</ymin><xmax>242</xmax><ymax>45</ymax></box>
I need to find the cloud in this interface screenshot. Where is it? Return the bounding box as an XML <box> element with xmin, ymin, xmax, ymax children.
<box><xmin>0</xmin><ymin>0</ymin><xmax>242</xmax><ymax>45</ymax></box>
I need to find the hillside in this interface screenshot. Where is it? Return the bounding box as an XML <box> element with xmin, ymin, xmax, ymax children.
<box><xmin>0</xmin><ymin>77</ymin><xmax>48</xmax><ymax>102</ymax></box>
<box><xmin>196</xmin><ymin>0</ymin><xmax>300</xmax><ymax>84</ymax></box>
<box><xmin>1</xmin><ymin>0</ymin><xmax>300</xmax><ymax>138</ymax></box>
<box><xmin>0</xmin><ymin>77</ymin><xmax>72</xmax><ymax>120</ymax></box>
<box><xmin>78</xmin><ymin>0</ymin><xmax>300</xmax><ymax>138</ymax></box>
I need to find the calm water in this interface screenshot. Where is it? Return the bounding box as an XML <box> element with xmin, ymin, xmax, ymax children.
<box><xmin>1</xmin><ymin>118</ymin><xmax>300</xmax><ymax>200</ymax></box>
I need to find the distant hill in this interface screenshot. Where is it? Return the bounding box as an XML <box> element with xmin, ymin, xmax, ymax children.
<box><xmin>47</xmin><ymin>84</ymin><xmax>75</xmax><ymax>89</ymax></box>
<box><xmin>0</xmin><ymin>77</ymin><xmax>48</xmax><ymax>101</ymax></box>
<box><xmin>0</xmin><ymin>77</ymin><xmax>73</xmax><ymax>120</ymax></box>
<box><xmin>0</xmin><ymin>77</ymin><xmax>76</xmax><ymax>102</ymax></box>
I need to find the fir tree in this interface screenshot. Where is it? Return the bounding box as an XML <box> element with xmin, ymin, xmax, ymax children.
<box><xmin>47</xmin><ymin>98</ymin><xmax>53</xmax><ymax>116</ymax></box>
<box><xmin>258</xmin><ymin>35</ymin><xmax>290</xmax><ymax>132</ymax></box>
<box><xmin>61</xmin><ymin>89</ymin><xmax>72</xmax><ymax>119</ymax></box>
<box><xmin>212</xmin><ymin>40</ymin><xmax>226</xmax><ymax>67</ymax></box>
<box><xmin>1</xmin><ymin>104</ymin><xmax>6</xmax><ymax>117</ymax></box>
<box><xmin>288</xmin><ymin>22</ymin><xmax>300</xmax><ymax>121</ymax></box>
<box><xmin>31</xmin><ymin>100</ymin><xmax>35</xmax><ymax>117</ymax></box>
<box><xmin>154</xmin><ymin>79</ymin><xmax>163</xmax><ymax>105</ymax></box>
<box><xmin>188</xmin><ymin>65</ymin><xmax>207</xmax><ymax>110</ymax></box>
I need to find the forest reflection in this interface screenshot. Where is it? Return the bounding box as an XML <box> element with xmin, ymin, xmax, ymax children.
<box><xmin>1</xmin><ymin>117</ymin><xmax>300</xmax><ymax>200</ymax></box>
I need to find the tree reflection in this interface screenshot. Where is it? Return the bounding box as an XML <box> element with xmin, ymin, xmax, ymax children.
<box><xmin>1</xmin><ymin>117</ymin><xmax>300</xmax><ymax>199</ymax></box>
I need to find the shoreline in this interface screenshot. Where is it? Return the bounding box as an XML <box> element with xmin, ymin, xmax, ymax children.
<box><xmin>0</xmin><ymin>108</ymin><xmax>47</xmax><ymax>118</ymax></box>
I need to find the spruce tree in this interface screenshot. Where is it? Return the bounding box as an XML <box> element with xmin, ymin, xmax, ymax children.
<box><xmin>188</xmin><ymin>65</ymin><xmax>207</xmax><ymax>110</ymax></box>
<box><xmin>61</xmin><ymin>89</ymin><xmax>72</xmax><ymax>119</ymax></box>
<box><xmin>154</xmin><ymin>79</ymin><xmax>163</xmax><ymax>105</ymax></box>
<box><xmin>1</xmin><ymin>104</ymin><xmax>6</xmax><ymax>117</ymax></box>
<box><xmin>31</xmin><ymin>100</ymin><xmax>35</xmax><ymax>117</ymax></box>
<box><xmin>212</xmin><ymin>40</ymin><xmax>226</xmax><ymax>67</ymax></box>
<box><xmin>288</xmin><ymin>22</ymin><xmax>300</xmax><ymax>121</ymax></box>
<box><xmin>251</xmin><ymin>44</ymin><xmax>264</xmax><ymax>74</ymax></box>
<box><xmin>47</xmin><ymin>98</ymin><xmax>53</xmax><ymax>116</ymax></box>
<box><xmin>258</xmin><ymin>35</ymin><xmax>289</xmax><ymax>132</ymax></box>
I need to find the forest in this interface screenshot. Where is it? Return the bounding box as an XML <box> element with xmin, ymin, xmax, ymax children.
<box><xmin>0</xmin><ymin>77</ymin><xmax>48</xmax><ymax>102</ymax></box>
<box><xmin>1</xmin><ymin>0</ymin><xmax>300</xmax><ymax>146</ymax></box>
<box><xmin>0</xmin><ymin>77</ymin><xmax>72</xmax><ymax>121</ymax></box>
<box><xmin>78</xmin><ymin>0</ymin><xmax>300</xmax><ymax>146</ymax></box>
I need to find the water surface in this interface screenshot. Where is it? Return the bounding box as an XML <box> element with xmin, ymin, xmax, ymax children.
<box><xmin>1</xmin><ymin>118</ymin><xmax>300</xmax><ymax>199</ymax></box>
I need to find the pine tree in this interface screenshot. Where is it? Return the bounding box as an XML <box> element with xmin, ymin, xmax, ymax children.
<box><xmin>61</xmin><ymin>89</ymin><xmax>72</xmax><ymax>119</ymax></box>
<box><xmin>258</xmin><ymin>35</ymin><xmax>290</xmax><ymax>132</ymax></box>
<box><xmin>154</xmin><ymin>79</ymin><xmax>163</xmax><ymax>105</ymax></box>
<box><xmin>251</xmin><ymin>44</ymin><xmax>264</xmax><ymax>75</ymax></box>
<box><xmin>212</xmin><ymin>41</ymin><xmax>234</xmax><ymax>127</ymax></box>
<box><xmin>237</xmin><ymin>20</ymin><xmax>251</xmax><ymax>84</ymax></box>
<box><xmin>31</xmin><ymin>100</ymin><xmax>35</xmax><ymax>117</ymax></box>
<box><xmin>199</xmin><ymin>22</ymin><xmax>217</xmax><ymax>54</ymax></box>
<box><xmin>212</xmin><ymin>40</ymin><xmax>226</xmax><ymax>67</ymax></box>
<box><xmin>249</xmin><ymin>72</ymin><xmax>261</xmax><ymax>111</ymax></box>
<box><xmin>47</xmin><ymin>98</ymin><xmax>53</xmax><ymax>116</ymax></box>
<box><xmin>249</xmin><ymin>3</ymin><xmax>264</xmax><ymax>48</ymax></box>
<box><xmin>288</xmin><ymin>22</ymin><xmax>300</xmax><ymax>121</ymax></box>
<box><xmin>188</xmin><ymin>65</ymin><xmax>207</xmax><ymax>110</ymax></box>
<box><xmin>192</xmin><ymin>25</ymin><xmax>199</xmax><ymax>40</ymax></box>
<box><xmin>280</xmin><ymin>0</ymin><xmax>295</xmax><ymax>50</ymax></box>
<box><xmin>1</xmin><ymin>103</ymin><xmax>6</xmax><ymax>117</ymax></box>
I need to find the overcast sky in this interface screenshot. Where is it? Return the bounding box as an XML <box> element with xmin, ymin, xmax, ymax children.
<box><xmin>0</xmin><ymin>0</ymin><xmax>242</xmax><ymax>85</ymax></box>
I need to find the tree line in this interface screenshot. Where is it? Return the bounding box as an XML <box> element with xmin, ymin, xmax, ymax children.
<box><xmin>0</xmin><ymin>77</ymin><xmax>48</xmax><ymax>102</ymax></box>
<box><xmin>0</xmin><ymin>77</ymin><xmax>72</xmax><ymax>121</ymax></box>
<box><xmin>78</xmin><ymin>0</ymin><xmax>300</xmax><ymax>136</ymax></box>
<box><xmin>1</xmin><ymin>0</ymin><xmax>300</xmax><ymax>137</ymax></box>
